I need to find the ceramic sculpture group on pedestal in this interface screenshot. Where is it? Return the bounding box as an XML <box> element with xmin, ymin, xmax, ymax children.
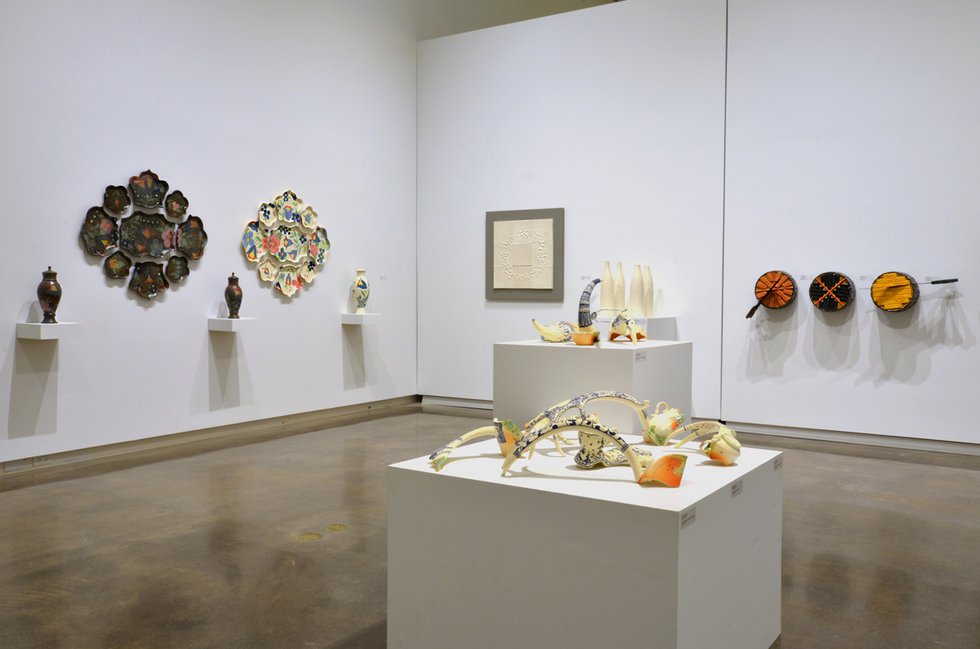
<box><xmin>428</xmin><ymin>390</ymin><xmax>741</xmax><ymax>488</ymax></box>
<box><xmin>531</xmin><ymin>277</ymin><xmax>648</xmax><ymax>345</ymax></box>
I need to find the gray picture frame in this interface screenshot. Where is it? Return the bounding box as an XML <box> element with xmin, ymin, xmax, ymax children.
<box><xmin>485</xmin><ymin>207</ymin><xmax>564</xmax><ymax>301</ymax></box>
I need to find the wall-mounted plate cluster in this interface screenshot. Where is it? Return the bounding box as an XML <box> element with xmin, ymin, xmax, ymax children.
<box><xmin>79</xmin><ymin>170</ymin><xmax>207</xmax><ymax>301</ymax></box>
<box><xmin>748</xmin><ymin>269</ymin><xmax>958</xmax><ymax>318</ymax></box>
<box><xmin>241</xmin><ymin>190</ymin><xmax>330</xmax><ymax>298</ymax></box>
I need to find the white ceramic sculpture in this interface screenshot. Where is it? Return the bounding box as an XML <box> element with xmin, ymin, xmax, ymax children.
<box><xmin>600</xmin><ymin>260</ymin><xmax>613</xmax><ymax>311</ymax></box>
<box><xmin>614</xmin><ymin>261</ymin><xmax>626</xmax><ymax>310</ymax></box>
<box><xmin>629</xmin><ymin>263</ymin><xmax>644</xmax><ymax>316</ymax></box>
<box><xmin>642</xmin><ymin>265</ymin><xmax>654</xmax><ymax>317</ymax></box>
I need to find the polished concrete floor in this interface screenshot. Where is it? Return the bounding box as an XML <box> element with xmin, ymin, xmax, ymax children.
<box><xmin>1</xmin><ymin>407</ymin><xmax>978</xmax><ymax>648</ymax></box>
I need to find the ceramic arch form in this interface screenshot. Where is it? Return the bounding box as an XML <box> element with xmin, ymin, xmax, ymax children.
<box><xmin>429</xmin><ymin>391</ymin><xmax>651</xmax><ymax>471</ymax></box>
<box><xmin>241</xmin><ymin>190</ymin><xmax>330</xmax><ymax>297</ymax></box>
<box><xmin>501</xmin><ymin>417</ymin><xmax>687</xmax><ymax>486</ymax></box>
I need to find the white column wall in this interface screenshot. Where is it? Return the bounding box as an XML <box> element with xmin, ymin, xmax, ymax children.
<box><xmin>722</xmin><ymin>0</ymin><xmax>980</xmax><ymax>443</ymax></box>
<box><xmin>0</xmin><ymin>0</ymin><xmax>418</xmax><ymax>463</ymax></box>
<box><xmin>417</xmin><ymin>0</ymin><xmax>728</xmax><ymax>417</ymax></box>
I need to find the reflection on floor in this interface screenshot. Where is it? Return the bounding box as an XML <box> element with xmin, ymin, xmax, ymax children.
<box><xmin>0</xmin><ymin>406</ymin><xmax>978</xmax><ymax>649</ymax></box>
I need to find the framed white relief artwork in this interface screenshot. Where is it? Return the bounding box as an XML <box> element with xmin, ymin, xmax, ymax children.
<box><xmin>485</xmin><ymin>208</ymin><xmax>564</xmax><ymax>301</ymax></box>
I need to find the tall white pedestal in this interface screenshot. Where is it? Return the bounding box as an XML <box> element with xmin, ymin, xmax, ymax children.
<box><xmin>388</xmin><ymin>438</ymin><xmax>783</xmax><ymax>649</ymax></box>
<box><xmin>493</xmin><ymin>339</ymin><xmax>692</xmax><ymax>433</ymax></box>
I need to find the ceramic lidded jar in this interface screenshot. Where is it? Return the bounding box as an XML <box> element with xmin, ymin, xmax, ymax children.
<box><xmin>351</xmin><ymin>268</ymin><xmax>370</xmax><ymax>314</ymax></box>
<box><xmin>225</xmin><ymin>273</ymin><xmax>243</xmax><ymax>319</ymax></box>
<box><xmin>37</xmin><ymin>266</ymin><xmax>62</xmax><ymax>324</ymax></box>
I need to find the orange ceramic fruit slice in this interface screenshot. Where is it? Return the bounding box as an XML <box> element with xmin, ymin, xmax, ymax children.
<box><xmin>638</xmin><ymin>454</ymin><xmax>688</xmax><ymax>487</ymax></box>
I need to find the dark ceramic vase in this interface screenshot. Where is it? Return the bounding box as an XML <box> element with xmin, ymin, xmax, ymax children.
<box><xmin>37</xmin><ymin>266</ymin><xmax>62</xmax><ymax>324</ymax></box>
<box><xmin>225</xmin><ymin>273</ymin><xmax>243</xmax><ymax>319</ymax></box>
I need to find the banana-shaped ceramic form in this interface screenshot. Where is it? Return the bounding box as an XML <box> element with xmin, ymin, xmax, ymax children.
<box><xmin>531</xmin><ymin>319</ymin><xmax>576</xmax><ymax>343</ymax></box>
<box><xmin>429</xmin><ymin>419</ymin><xmax>523</xmax><ymax>471</ymax></box>
<box><xmin>644</xmin><ymin>402</ymin><xmax>685</xmax><ymax>445</ymax></box>
<box><xmin>609</xmin><ymin>308</ymin><xmax>646</xmax><ymax>343</ymax></box>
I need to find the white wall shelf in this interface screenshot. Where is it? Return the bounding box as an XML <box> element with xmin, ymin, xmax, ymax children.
<box><xmin>208</xmin><ymin>317</ymin><xmax>257</xmax><ymax>332</ymax></box>
<box><xmin>341</xmin><ymin>313</ymin><xmax>380</xmax><ymax>325</ymax></box>
<box><xmin>16</xmin><ymin>322</ymin><xmax>81</xmax><ymax>340</ymax></box>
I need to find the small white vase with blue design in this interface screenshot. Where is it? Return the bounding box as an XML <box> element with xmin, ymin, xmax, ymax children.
<box><xmin>352</xmin><ymin>268</ymin><xmax>370</xmax><ymax>314</ymax></box>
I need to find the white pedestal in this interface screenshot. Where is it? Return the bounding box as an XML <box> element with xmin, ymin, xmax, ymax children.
<box><xmin>341</xmin><ymin>312</ymin><xmax>380</xmax><ymax>325</ymax></box>
<box><xmin>639</xmin><ymin>315</ymin><xmax>677</xmax><ymax>340</ymax></box>
<box><xmin>15</xmin><ymin>322</ymin><xmax>81</xmax><ymax>340</ymax></box>
<box><xmin>207</xmin><ymin>317</ymin><xmax>257</xmax><ymax>332</ymax></box>
<box><xmin>388</xmin><ymin>438</ymin><xmax>783</xmax><ymax>649</ymax></box>
<box><xmin>595</xmin><ymin>315</ymin><xmax>676</xmax><ymax>340</ymax></box>
<box><xmin>493</xmin><ymin>339</ymin><xmax>692</xmax><ymax>434</ymax></box>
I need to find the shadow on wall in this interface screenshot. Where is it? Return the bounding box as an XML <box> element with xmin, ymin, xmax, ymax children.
<box><xmin>207</xmin><ymin>331</ymin><xmax>254</xmax><ymax>411</ymax></box>
<box><xmin>739</xmin><ymin>287</ymin><xmax>972</xmax><ymax>385</ymax></box>
<box><xmin>804</xmin><ymin>304</ymin><xmax>860</xmax><ymax>372</ymax></box>
<box><xmin>343</xmin><ymin>326</ymin><xmax>366</xmax><ymax>389</ymax></box>
<box><xmin>3</xmin><ymin>337</ymin><xmax>59</xmax><ymax>439</ymax></box>
<box><xmin>857</xmin><ymin>289</ymin><xmax>974</xmax><ymax>386</ymax></box>
<box><xmin>343</xmin><ymin>323</ymin><xmax>397</xmax><ymax>396</ymax></box>
<box><xmin>741</xmin><ymin>303</ymin><xmax>799</xmax><ymax>382</ymax></box>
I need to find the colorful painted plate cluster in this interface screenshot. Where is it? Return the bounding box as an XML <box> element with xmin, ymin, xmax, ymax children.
<box><xmin>240</xmin><ymin>190</ymin><xmax>330</xmax><ymax>297</ymax></box>
<box><xmin>79</xmin><ymin>170</ymin><xmax>207</xmax><ymax>301</ymax></box>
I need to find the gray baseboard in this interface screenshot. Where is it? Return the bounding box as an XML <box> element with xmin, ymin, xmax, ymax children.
<box><xmin>1</xmin><ymin>395</ymin><xmax>422</xmax><ymax>476</ymax></box>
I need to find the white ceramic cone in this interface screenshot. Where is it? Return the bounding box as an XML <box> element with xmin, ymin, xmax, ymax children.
<box><xmin>629</xmin><ymin>264</ymin><xmax>644</xmax><ymax>316</ymax></box>
<box><xmin>613</xmin><ymin>262</ymin><xmax>626</xmax><ymax>311</ymax></box>
<box><xmin>642</xmin><ymin>265</ymin><xmax>654</xmax><ymax>316</ymax></box>
<box><xmin>600</xmin><ymin>260</ymin><xmax>613</xmax><ymax>311</ymax></box>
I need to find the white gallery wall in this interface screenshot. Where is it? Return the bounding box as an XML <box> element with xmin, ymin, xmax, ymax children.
<box><xmin>418</xmin><ymin>0</ymin><xmax>978</xmax><ymax>448</ymax></box>
<box><xmin>417</xmin><ymin>0</ymin><xmax>728</xmax><ymax>416</ymax></box>
<box><xmin>0</xmin><ymin>0</ymin><xmax>418</xmax><ymax>463</ymax></box>
<box><xmin>722</xmin><ymin>0</ymin><xmax>980</xmax><ymax>444</ymax></box>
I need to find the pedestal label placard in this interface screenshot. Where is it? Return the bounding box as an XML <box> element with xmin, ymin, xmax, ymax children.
<box><xmin>680</xmin><ymin>507</ymin><xmax>696</xmax><ymax>529</ymax></box>
<box><xmin>731</xmin><ymin>479</ymin><xmax>743</xmax><ymax>498</ymax></box>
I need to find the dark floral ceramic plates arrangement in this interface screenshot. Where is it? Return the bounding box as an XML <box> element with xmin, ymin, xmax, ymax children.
<box><xmin>79</xmin><ymin>170</ymin><xmax>207</xmax><ymax>300</ymax></box>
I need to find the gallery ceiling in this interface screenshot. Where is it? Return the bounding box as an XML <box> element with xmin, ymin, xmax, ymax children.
<box><xmin>415</xmin><ymin>0</ymin><xmax>617</xmax><ymax>41</ymax></box>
